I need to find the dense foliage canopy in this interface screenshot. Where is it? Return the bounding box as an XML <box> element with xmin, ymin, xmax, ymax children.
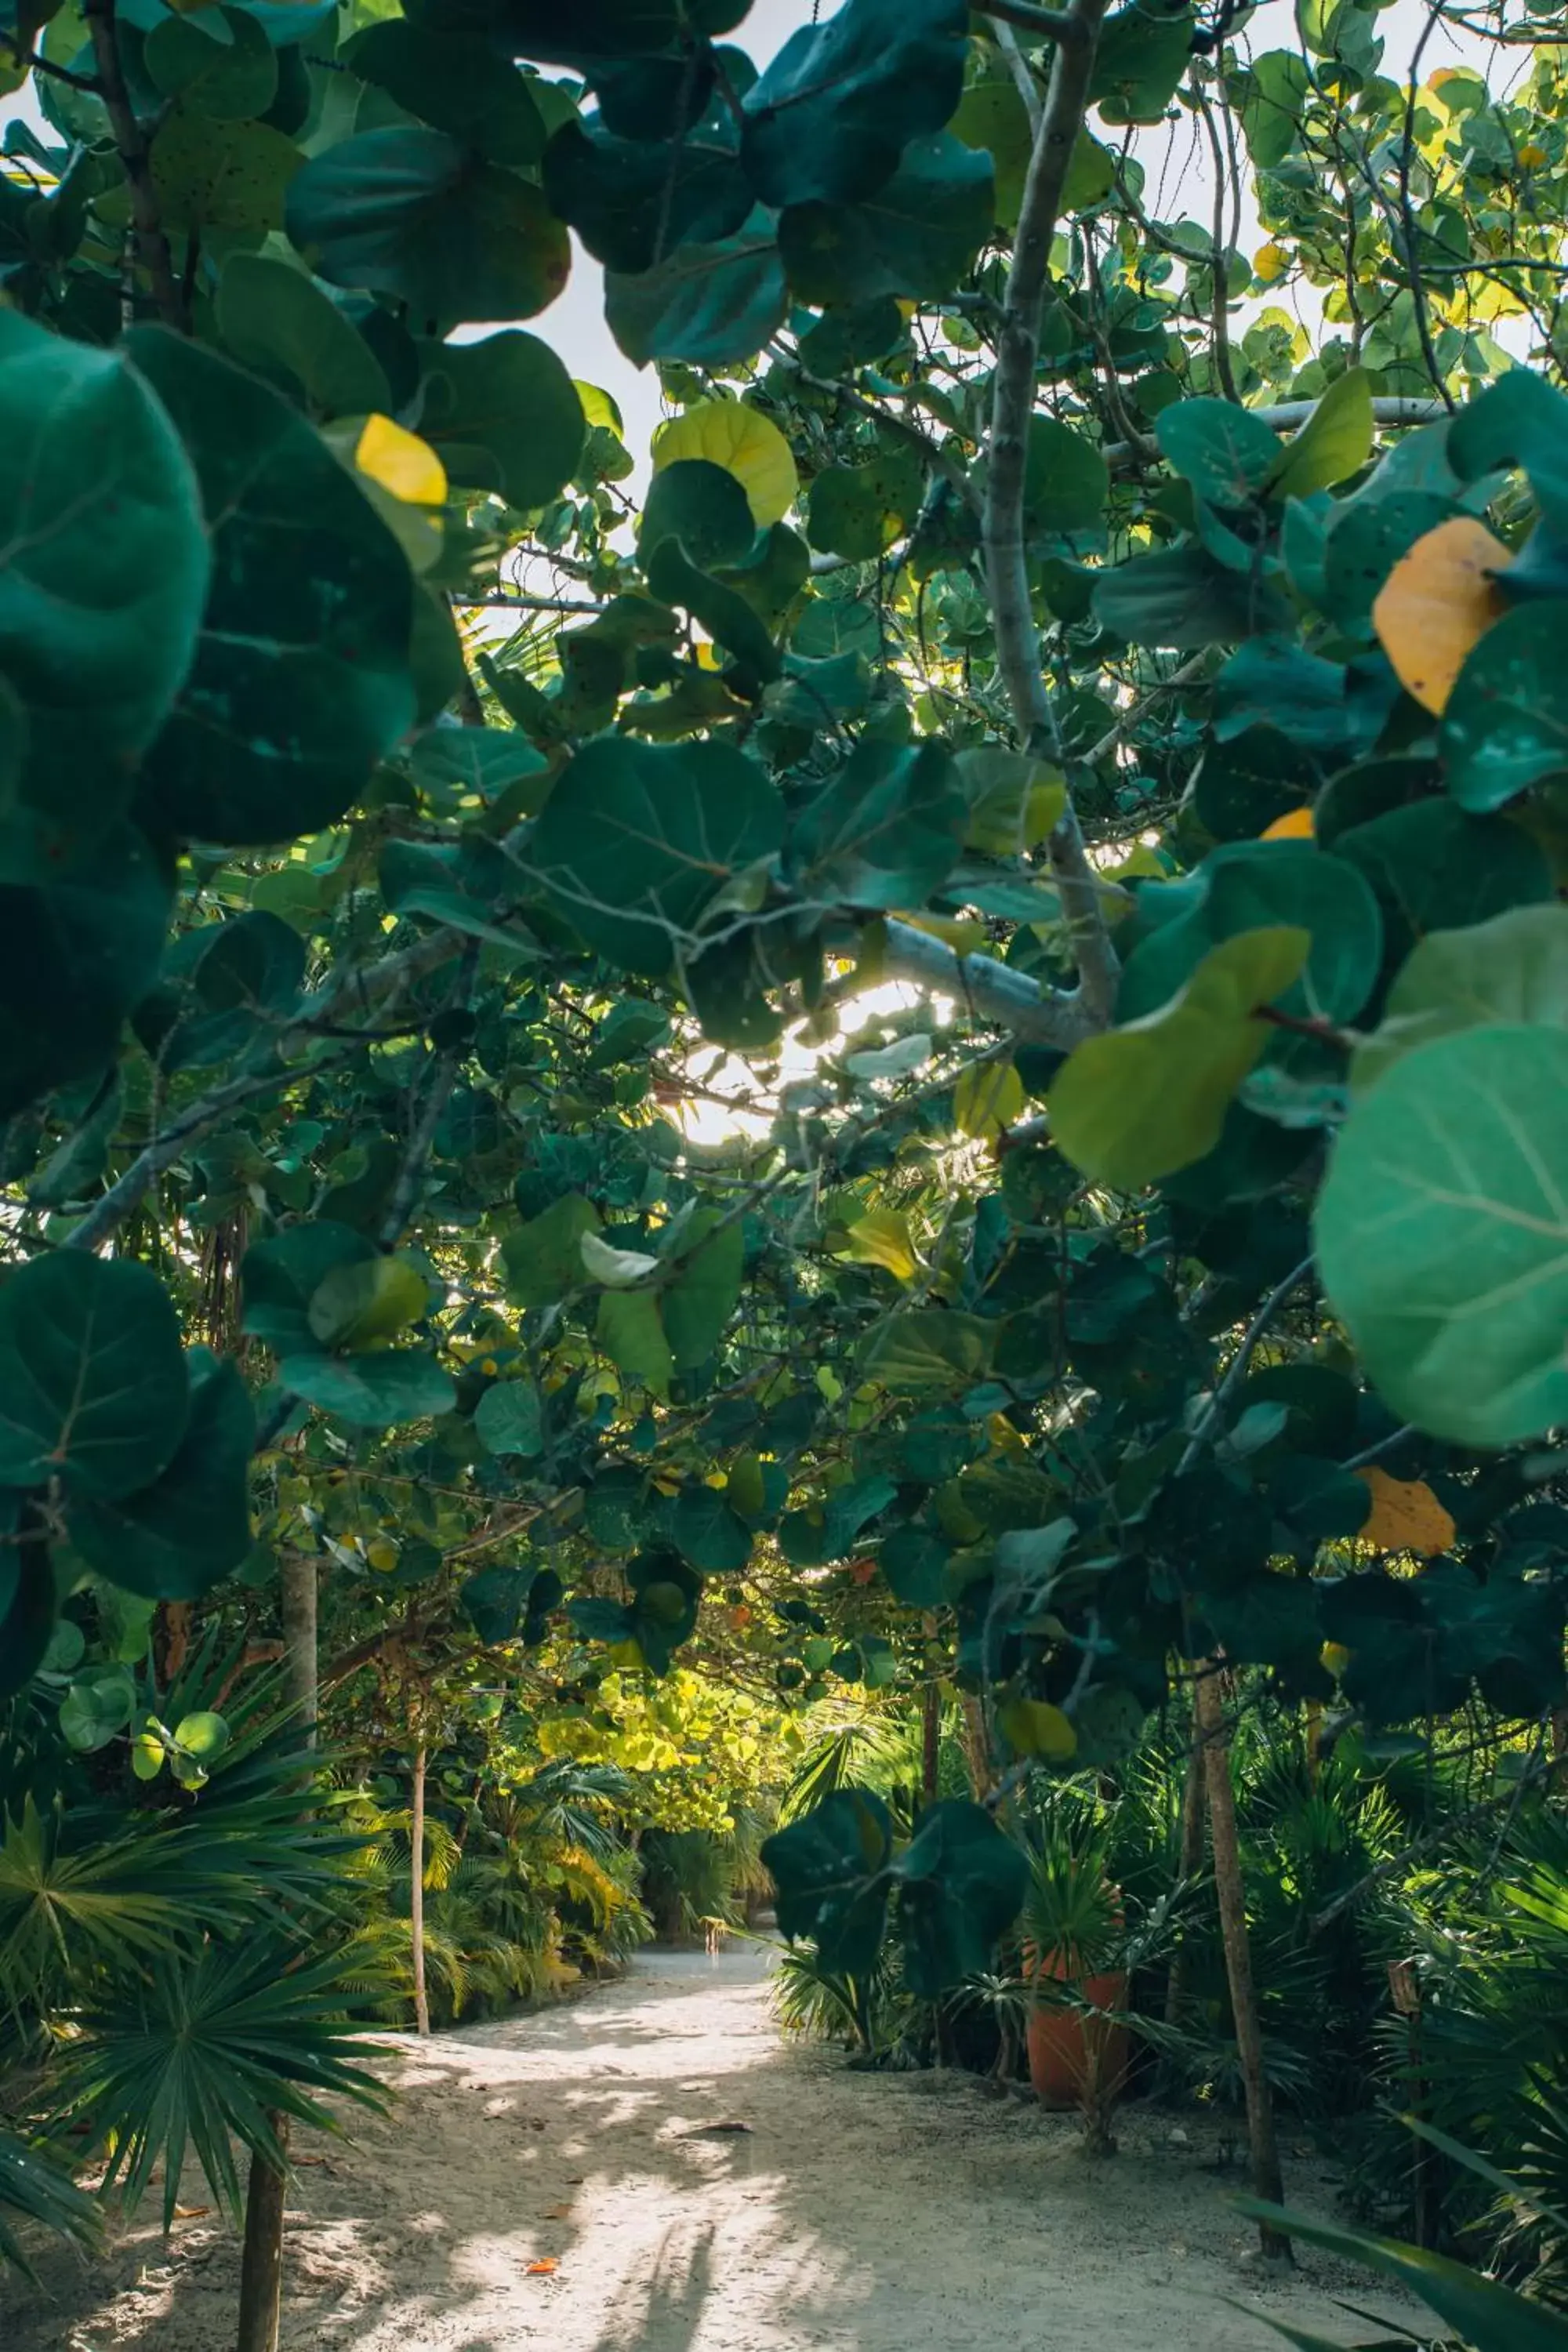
<box><xmin>4</xmin><ymin>0</ymin><xmax>1568</xmax><ymax>2335</ymax></box>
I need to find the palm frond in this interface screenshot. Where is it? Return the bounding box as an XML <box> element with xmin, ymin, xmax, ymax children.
<box><xmin>0</xmin><ymin>2128</ymin><xmax>101</xmax><ymax>2277</ymax></box>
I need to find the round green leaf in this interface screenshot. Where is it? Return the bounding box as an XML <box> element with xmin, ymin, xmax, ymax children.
<box><xmin>0</xmin><ymin>1254</ymin><xmax>189</xmax><ymax>1501</ymax></box>
<box><xmin>740</xmin><ymin>0</ymin><xmax>970</xmax><ymax>209</ymax></box>
<box><xmin>1051</xmin><ymin>926</ymin><xmax>1311</xmax><ymax>1189</ymax></box>
<box><xmin>307</xmin><ymin>1255</ymin><xmax>429</xmax><ymax>1350</ymax></box>
<box><xmin>0</xmin><ymin>822</ymin><xmax>173</xmax><ymax>1120</ymax></box>
<box><xmin>216</xmin><ymin>253</ymin><xmax>392</xmax><ymax>421</ymax></box>
<box><xmin>127</xmin><ymin>328</ymin><xmax>416</xmax><ymax>847</ymax></box>
<box><xmin>1353</xmin><ymin>905</ymin><xmax>1568</xmax><ymax>1091</ymax></box>
<box><xmin>58</xmin><ymin>1670</ymin><xmax>136</xmax><ymax>1752</ymax></box>
<box><xmin>474</xmin><ymin>1377</ymin><xmax>544</xmax><ymax>1457</ymax></box>
<box><xmin>417</xmin><ymin>331</ymin><xmax>585</xmax><ymax>508</ymax></box>
<box><xmin>242</xmin><ymin>1221</ymin><xmax>379</xmax><ymax>1355</ymax></box>
<box><xmin>1023</xmin><ymin>416</ymin><xmax>1110</xmax><ymax>539</ymax></box>
<box><xmin>344</xmin><ymin>20</ymin><xmax>547</xmax><ymax>165</ymax></box>
<box><xmin>1316</xmin><ymin>1022</ymin><xmax>1568</xmax><ymax>1446</ymax></box>
<box><xmin>69</xmin><ymin>1352</ymin><xmax>256</xmax><ymax>1600</ymax></box>
<box><xmin>172</xmin><ymin>1708</ymin><xmax>230</xmax><ymax>1761</ymax></box>
<box><xmin>143</xmin><ymin>8</ymin><xmax>278</xmax><ymax>120</ymax></box>
<box><xmin>1441</xmin><ymin>602</ymin><xmax>1568</xmax><ymax>811</ymax></box>
<box><xmin>1156</xmin><ymin>397</ymin><xmax>1280</xmax><ymax>510</ymax></box>
<box><xmin>150</xmin><ymin>110</ymin><xmax>302</xmax><ymax>232</ymax></box>
<box><xmin>779</xmin><ymin>134</ymin><xmax>993</xmax><ymax>306</ymax></box>
<box><xmin>1120</xmin><ymin>841</ymin><xmax>1383</xmax><ymax>1026</ymax></box>
<box><xmin>278</xmin><ymin>1347</ymin><xmax>457</xmax><ymax>1428</ymax></box>
<box><xmin>285</xmin><ymin>128</ymin><xmax>571</xmax><ymax>330</ymax></box>
<box><xmin>606</xmin><ymin>209</ymin><xmax>787</xmax><ymax>368</ymax></box>
<box><xmin>528</xmin><ymin>736</ymin><xmax>786</xmax><ymax>975</ymax></box>
<box><xmin>0</xmin><ymin>310</ymin><xmax>208</xmax><ymax>840</ymax></box>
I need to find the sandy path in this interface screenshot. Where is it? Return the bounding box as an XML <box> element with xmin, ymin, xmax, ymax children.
<box><xmin>4</xmin><ymin>1944</ymin><xmax>1427</xmax><ymax>2352</ymax></box>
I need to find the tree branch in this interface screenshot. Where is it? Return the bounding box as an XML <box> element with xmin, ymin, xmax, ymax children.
<box><xmin>879</xmin><ymin>917</ymin><xmax>1097</xmax><ymax>1051</ymax></box>
<box><xmin>0</xmin><ymin>31</ymin><xmax>100</xmax><ymax>89</ymax></box>
<box><xmin>982</xmin><ymin>0</ymin><xmax>1118</xmax><ymax>1029</ymax></box>
<box><xmin>82</xmin><ymin>0</ymin><xmax>183</xmax><ymax>331</ymax></box>
<box><xmin>374</xmin><ymin>944</ymin><xmax>478</xmax><ymax>1250</ymax></box>
<box><xmin>977</xmin><ymin>0</ymin><xmax>1086</xmax><ymax>39</ymax></box>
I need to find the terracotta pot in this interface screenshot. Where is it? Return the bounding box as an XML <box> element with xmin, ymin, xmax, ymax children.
<box><xmin>1023</xmin><ymin>1945</ymin><xmax>1131</xmax><ymax>2111</ymax></box>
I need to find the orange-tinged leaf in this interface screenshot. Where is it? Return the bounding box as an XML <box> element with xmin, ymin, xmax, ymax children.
<box><xmin>1261</xmin><ymin>805</ymin><xmax>1315</xmax><ymax>840</ymax></box>
<box><xmin>1372</xmin><ymin>516</ymin><xmax>1512</xmax><ymax>716</ymax></box>
<box><xmin>1355</xmin><ymin>1466</ymin><xmax>1456</xmax><ymax>1555</ymax></box>
<box><xmin>527</xmin><ymin>2258</ymin><xmax>560</xmax><ymax>2274</ymax></box>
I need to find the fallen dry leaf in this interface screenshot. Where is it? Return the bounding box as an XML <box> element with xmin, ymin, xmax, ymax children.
<box><xmin>544</xmin><ymin>2203</ymin><xmax>574</xmax><ymax>2220</ymax></box>
<box><xmin>526</xmin><ymin>2259</ymin><xmax>559</xmax><ymax>2275</ymax></box>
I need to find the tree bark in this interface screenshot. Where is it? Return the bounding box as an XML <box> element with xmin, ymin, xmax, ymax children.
<box><xmin>234</xmin><ymin>2120</ymin><xmax>289</xmax><ymax>2352</ymax></box>
<box><xmin>1193</xmin><ymin>1661</ymin><xmax>1290</xmax><ymax>2259</ymax></box>
<box><xmin>235</xmin><ymin>1551</ymin><xmax>318</xmax><ymax>2351</ymax></box>
<box><xmin>410</xmin><ymin>1740</ymin><xmax>430</xmax><ymax>2037</ymax></box>
<box><xmin>279</xmin><ymin>1551</ymin><xmax>318</xmax><ymax>1735</ymax></box>
<box><xmin>1163</xmin><ymin>1697</ymin><xmax>1208</xmax><ymax>2026</ymax></box>
<box><xmin>922</xmin><ymin>1683</ymin><xmax>942</xmax><ymax>1806</ymax></box>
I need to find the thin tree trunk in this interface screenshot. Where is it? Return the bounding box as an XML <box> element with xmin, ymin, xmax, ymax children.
<box><xmin>280</xmin><ymin>1551</ymin><xmax>318</xmax><ymax>1735</ymax></box>
<box><xmin>1164</xmin><ymin>1697</ymin><xmax>1208</xmax><ymax>2026</ymax></box>
<box><xmin>234</xmin><ymin>1552</ymin><xmax>318</xmax><ymax>2352</ymax></box>
<box><xmin>234</xmin><ymin>2122</ymin><xmax>289</xmax><ymax>2352</ymax></box>
<box><xmin>411</xmin><ymin>1740</ymin><xmax>430</xmax><ymax>2037</ymax></box>
<box><xmin>922</xmin><ymin>1683</ymin><xmax>942</xmax><ymax>1806</ymax></box>
<box><xmin>1193</xmin><ymin>1660</ymin><xmax>1290</xmax><ymax>2261</ymax></box>
<box><xmin>957</xmin><ymin>1690</ymin><xmax>990</xmax><ymax>1799</ymax></box>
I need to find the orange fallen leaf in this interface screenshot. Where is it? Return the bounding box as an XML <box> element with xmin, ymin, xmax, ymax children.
<box><xmin>1372</xmin><ymin>516</ymin><xmax>1512</xmax><ymax>716</ymax></box>
<box><xmin>527</xmin><ymin>2258</ymin><xmax>560</xmax><ymax>2275</ymax></box>
<box><xmin>1261</xmin><ymin>805</ymin><xmax>1315</xmax><ymax>840</ymax></box>
<box><xmin>544</xmin><ymin>2203</ymin><xmax>574</xmax><ymax>2220</ymax></box>
<box><xmin>173</xmin><ymin>2205</ymin><xmax>211</xmax><ymax>2220</ymax></box>
<box><xmin>1356</xmin><ymin>1465</ymin><xmax>1456</xmax><ymax>1555</ymax></box>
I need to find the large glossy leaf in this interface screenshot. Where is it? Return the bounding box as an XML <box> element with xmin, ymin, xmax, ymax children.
<box><xmin>149</xmin><ymin>110</ymin><xmax>300</xmax><ymax>234</ymax></box>
<box><xmin>526</xmin><ymin>736</ymin><xmax>785</xmax><ymax>975</ymax></box>
<box><xmin>1316</xmin><ymin>1022</ymin><xmax>1568</xmax><ymax>1446</ymax></box>
<box><xmin>278</xmin><ymin>1347</ymin><xmax>456</xmax><ymax>1428</ymax></box>
<box><xmin>126</xmin><ymin>329</ymin><xmax>416</xmax><ymax>848</ymax></box>
<box><xmin>543</xmin><ymin>107</ymin><xmax>750</xmax><ymax>274</ymax></box>
<box><xmin>0</xmin><ymin>1254</ymin><xmax>189</xmax><ymax>1501</ymax></box>
<box><xmin>241</xmin><ymin>1221</ymin><xmax>379</xmax><ymax>1356</ymax></box>
<box><xmin>762</xmin><ymin>1787</ymin><xmax>897</xmax><ymax>1975</ymax></box>
<box><xmin>1352</xmin><ymin>906</ymin><xmax>1568</xmax><ymax>1091</ymax></box>
<box><xmin>1442</xmin><ymin>602</ymin><xmax>1568</xmax><ymax>809</ymax></box>
<box><xmin>1120</xmin><ymin>841</ymin><xmax>1381</xmax><ymax>1025</ymax></box>
<box><xmin>1094</xmin><ymin>544</ymin><xmax>1294</xmax><ymax>647</ymax></box>
<box><xmin>215</xmin><ymin>253</ymin><xmax>391</xmax><ymax>420</ymax></box>
<box><xmin>793</xmin><ymin>738</ymin><xmax>965</xmax><ymax>909</ymax></box>
<box><xmin>1051</xmin><ymin>927</ymin><xmax>1311</xmax><ymax>1189</ymax></box>
<box><xmin>0</xmin><ymin>823</ymin><xmax>172</xmax><ymax>1119</ymax></box>
<box><xmin>285</xmin><ymin>128</ymin><xmax>571</xmax><ymax>330</ymax></box>
<box><xmin>892</xmin><ymin>1801</ymin><xmax>1030</xmax><ymax>1997</ymax></box>
<box><xmin>606</xmin><ymin>209</ymin><xmax>788</xmax><ymax>366</ymax></box>
<box><xmin>344</xmin><ymin>20</ymin><xmax>548</xmax><ymax>165</ymax></box>
<box><xmin>70</xmin><ymin>1352</ymin><xmax>256</xmax><ymax>1599</ymax></box>
<box><xmin>0</xmin><ymin>310</ymin><xmax>208</xmax><ymax>844</ymax></box>
<box><xmin>1157</xmin><ymin>397</ymin><xmax>1280</xmax><ymax>510</ymax></box>
<box><xmin>416</xmin><ymin>332</ymin><xmax>584</xmax><ymax>508</ymax></box>
<box><xmin>778</xmin><ymin>134</ymin><xmax>993</xmax><ymax>305</ymax></box>
<box><xmin>741</xmin><ymin>0</ymin><xmax>968</xmax><ymax>207</ymax></box>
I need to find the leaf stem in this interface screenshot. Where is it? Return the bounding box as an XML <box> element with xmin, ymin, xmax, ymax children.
<box><xmin>82</xmin><ymin>0</ymin><xmax>183</xmax><ymax>330</ymax></box>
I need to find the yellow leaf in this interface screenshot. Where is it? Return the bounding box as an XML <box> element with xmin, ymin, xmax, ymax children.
<box><xmin>838</xmin><ymin>1206</ymin><xmax>920</xmax><ymax>1282</ymax></box>
<box><xmin>894</xmin><ymin>910</ymin><xmax>991</xmax><ymax>956</ymax></box>
<box><xmin>573</xmin><ymin>379</ymin><xmax>622</xmax><ymax>435</ymax></box>
<box><xmin>953</xmin><ymin>1059</ymin><xmax>1024</xmax><ymax>1142</ymax></box>
<box><xmin>996</xmin><ymin>1697</ymin><xmax>1077</xmax><ymax>1762</ymax></box>
<box><xmin>1519</xmin><ymin>142</ymin><xmax>1548</xmax><ymax>169</ymax></box>
<box><xmin>355</xmin><ymin>413</ymin><xmax>447</xmax><ymax>506</ymax></box>
<box><xmin>1319</xmin><ymin>1641</ymin><xmax>1352</xmax><ymax>1679</ymax></box>
<box><xmin>1261</xmin><ymin>805</ymin><xmax>1315</xmax><ymax>840</ymax></box>
<box><xmin>1356</xmin><ymin>1467</ymin><xmax>1456</xmax><ymax>1555</ymax></box>
<box><xmin>652</xmin><ymin>399</ymin><xmax>798</xmax><ymax>527</ymax></box>
<box><xmin>1372</xmin><ymin>516</ymin><xmax>1512</xmax><ymax>717</ymax></box>
<box><xmin>1254</xmin><ymin>241</ymin><xmax>1289</xmax><ymax>282</ymax></box>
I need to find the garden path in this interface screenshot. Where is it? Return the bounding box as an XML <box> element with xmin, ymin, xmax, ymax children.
<box><xmin>4</xmin><ymin>1943</ymin><xmax>1432</xmax><ymax>2352</ymax></box>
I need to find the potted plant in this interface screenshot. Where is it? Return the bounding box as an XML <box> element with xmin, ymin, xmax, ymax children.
<box><xmin>1020</xmin><ymin>1820</ymin><xmax>1131</xmax><ymax>2152</ymax></box>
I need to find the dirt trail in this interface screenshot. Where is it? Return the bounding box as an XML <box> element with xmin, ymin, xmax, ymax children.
<box><xmin>4</xmin><ymin>1944</ymin><xmax>1430</xmax><ymax>2352</ymax></box>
